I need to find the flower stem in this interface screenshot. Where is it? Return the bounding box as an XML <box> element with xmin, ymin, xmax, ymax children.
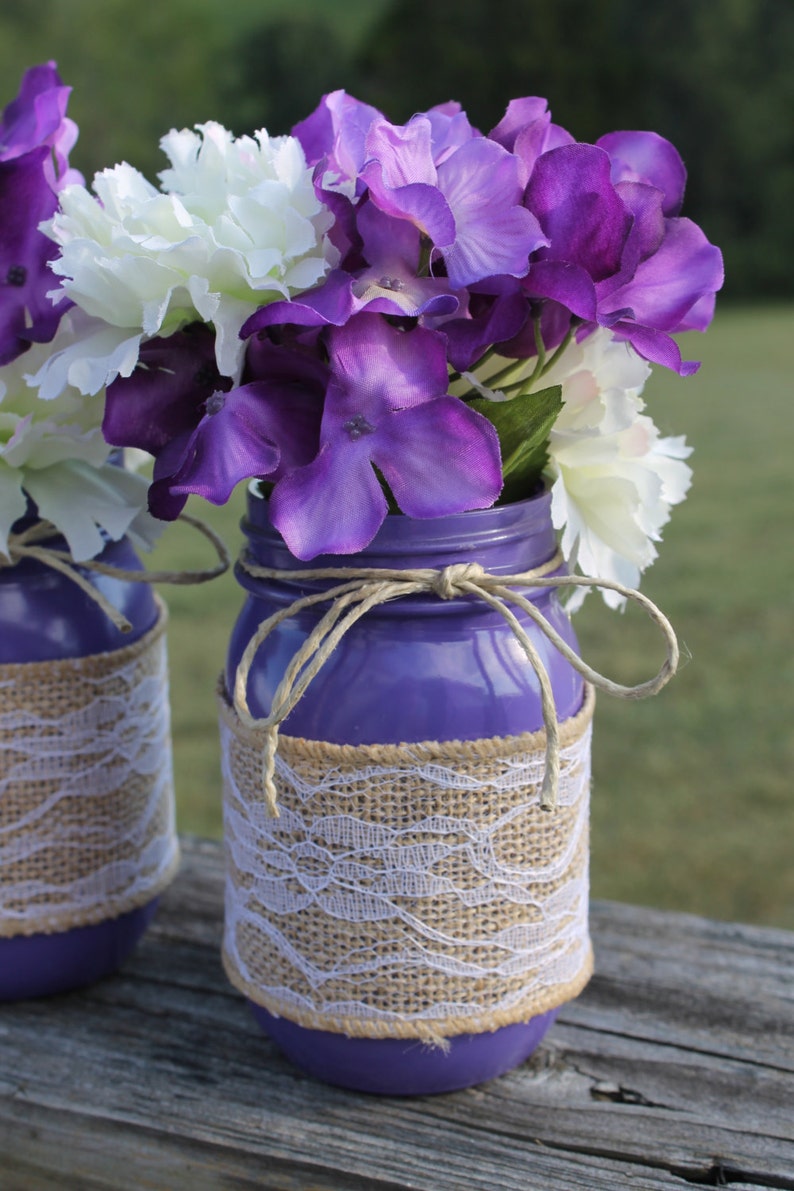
<box><xmin>538</xmin><ymin>323</ymin><xmax>577</xmax><ymax>377</ymax></box>
<box><xmin>482</xmin><ymin>355</ymin><xmax>529</xmax><ymax>389</ymax></box>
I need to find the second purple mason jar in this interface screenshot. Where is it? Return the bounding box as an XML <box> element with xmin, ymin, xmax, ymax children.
<box><xmin>224</xmin><ymin>485</ymin><xmax>589</xmax><ymax>1095</ymax></box>
<box><xmin>0</xmin><ymin>523</ymin><xmax>165</xmax><ymax>1001</ymax></box>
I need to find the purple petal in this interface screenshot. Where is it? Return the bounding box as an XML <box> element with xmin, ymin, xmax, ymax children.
<box><xmin>434</xmin><ymin>283</ymin><xmax>529</xmax><ymax>371</ymax></box>
<box><xmin>676</xmin><ymin>290</ymin><xmax>716</xmax><ymax>334</ymax></box>
<box><xmin>610</xmin><ymin>321</ymin><xmax>700</xmax><ymax>377</ymax></box>
<box><xmin>104</xmin><ymin>324</ymin><xmax>228</xmax><ymax>454</ymax></box>
<box><xmin>490</xmin><ymin>97</ymin><xmax>574</xmax><ymax>187</ymax></box>
<box><xmin>357</xmin><ymin>200</ymin><xmax>421</xmax><ymax>269</ymax></box>
<box><xmin>293</xmin><ymin>89</ymin><xmax>382</xmax><ymax>181</ymax></box>
<box><xmin>242</xmin><ymin>270</ymin><xmax>357</xmax><ymax>336</ymax></box>
<box><xmin>270</xmin><ymin>443</ymin><xmax>388</xmax><ymax>560</ymax></box>
<box><xmin>242</xmin><ymin>335</ymin><xmax>331</xmax><ymax>392</ymax></box>
<box><xmin>349</xmin><ymin>203</ymin><xmax>459</xmax><ymax>317</ymax></box>
<box><xmin>597</xmin><ymin>130</ymin><xmax>687</xmax><ymax>217</ymax></box>
<box><xmin>527</xmin><ymin>144</ymin><xmax>632</xmax><ymax>282</ymax></box>
<box><xmin>428</xmin><ymin>101</ymin><xmax>464</xmax><ymax>118</ymax></box>
<box><xmin>350</xmin><ymin>272</ymin><xmax>459</xmax><ymax>319</ymax></box>
<box><xmin>149</xmin><ymin>372</ymin><xmax>324</xmax><ymax>516</ymax></box>
<box><xmin>148</xmin><ymin>441</ymin><xmax>192</xmax><ymax>520</ymax></box>
<box><xmin>436</xmin><ymin>137</ymin><xmax>547</xmax><ymax>287</ymax></box>
<box><xmin>424</xmin><ymin>103</ymin><xmax>480</xmax><ymax>164</ymax></box>
<box><xmin>373</xmin><ymin>398</ymin><xmax>502</xmax><ymax>517</ymax></box>
<box><xmin>149</xmin><ymin>402</ymin><xmax>283</xmax><ymax>517</ymax></box>
<box><xmin>0</xmin><ymin>62</ymin><xmax>65</xmax><ymax>157</ymax></box>
<box><xmin>327</xmin><ymin>315</ymin><xmax>449</xmax><ymax>416</ymax></box>
<box><xmin>523</xmin><ymin>259</ymin><xmax>598</xmax><ymax>320</ymax></box>
<box><xmin>490</xmin><ymin>97</ymin><xmax>550</xmax><ymax>154</ymax></box>
<box><xmin>0</xmin><ymin>61</ymin><xmax>82</xmax><ymax>190</ymax></box>
<box><xmin>0</xmin><ymin>149</ymin><xmax>62</xmax><ymax>364</ymax></box>
<box><xmin>361</xmin><ymin>117</ymin><xmax>457</xmax><ymax>245</ymax></box>
<box><xmin>364</xmin><ymin>116</ymin><xmax>437</xmax><ymax>187</ymax></box>
<box><xmin>606</xmin><ymin>181</ymin><xmax>666</xmax><ymax>285</ymax></box>
<box><xmin>599</xmin><ymin>217</ymin><xmax>724</xmax><ymax>333</ymax></box>
<box><xmin>362</xmin><ymin>165</ymin><xmax>456</xmax><ymax>247</ymax></box>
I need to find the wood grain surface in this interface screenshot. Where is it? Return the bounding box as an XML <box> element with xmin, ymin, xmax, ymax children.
<box><xmin>1</xmin><ymin>836</ymin><xmax>792</xmax><ymax>1190</ymax></box>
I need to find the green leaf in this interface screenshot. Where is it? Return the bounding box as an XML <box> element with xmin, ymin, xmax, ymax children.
<box><xmin>469</xmin><ymin>384</ymin><xmax>563</xmax><ymax>504</ymax></box>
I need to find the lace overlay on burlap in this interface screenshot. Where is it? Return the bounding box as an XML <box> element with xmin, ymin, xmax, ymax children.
<box><xmin>220</xmin><ymin>685</ymin><xmax>594</xmax><ymax>1042</ymax></box>
<box><xmin>0</xmin><ymin>602</ymin><xmax>179</xmax><ymax>937</ymax></box>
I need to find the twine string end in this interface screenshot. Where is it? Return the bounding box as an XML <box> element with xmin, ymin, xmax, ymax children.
<box><xmin>263</xmin><ymin>727</ymin><xmax>281</xmax><ymax>818</ymax></box>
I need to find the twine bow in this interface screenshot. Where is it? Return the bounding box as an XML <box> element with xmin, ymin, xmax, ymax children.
<box><xmin>233</xmin><ymin>551</ymin><xmax>679</xmax><ymax>816</ymax></box>
<box><xmin>1</xmin><ymin>514</ymin><xmax>230</xmax><ymax>631</ymax></box>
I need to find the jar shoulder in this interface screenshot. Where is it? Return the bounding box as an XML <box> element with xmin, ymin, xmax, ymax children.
<box><xmin>0</xmin><ymin>537</ymin><xmax>159</xmax><ymax>664</ymax></box>
<box><xmin>227</xmin><ymin>590</ymin><xmax>584</xmax><ymax>745</ymax></box>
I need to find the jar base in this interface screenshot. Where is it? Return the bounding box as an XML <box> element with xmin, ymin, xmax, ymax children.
<box><xmin>249</xmin><ymin>1002</ymin><xmax>559</xmax><ymax>1095</ymax></box>
<box><xmin>0</xmin><ymin>898</ymin><xmax>159</xmax><ymax>1001</ymax></box>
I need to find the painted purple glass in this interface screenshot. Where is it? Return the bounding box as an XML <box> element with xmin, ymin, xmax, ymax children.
<box><xmin>226</xmin><ymin>485</ymin><xmax>585</xmax><ymax>1094</ymax></box>
<box><xmin>250</xmin><ymin>1004</ymin><xmax>560</xmax><ymax>1095</ymax></box>
<box><xmin>0</xmin><ymin>521</ymin><xmax>161</xmax><ymax>1001</ymax></box>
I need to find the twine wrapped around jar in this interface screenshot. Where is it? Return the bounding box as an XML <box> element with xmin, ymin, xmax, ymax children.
<box><xmin>0</xmin><ymin>513</ymin><xmax>230</xmax><ymax>631</ymax></box>
<box><xmin>220</xmin><ymin>545</ymin><xmax>678</xmax><ymax>1044</ymax></box>
<box><xmin>231</xmin><ymin>552</ymin><xmax>678</xmax><ymax>813</ymax></box>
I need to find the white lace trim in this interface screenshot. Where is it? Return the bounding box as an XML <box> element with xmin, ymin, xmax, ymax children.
<box><xmin>222</xmin><ymin>719</ymin><xmax>592</xmax><ymax>1031</ymax></box>
<box><xmin>0</xmin><ymin>625</ymin><xmax>178</xmax><ymax>934</ymax></box>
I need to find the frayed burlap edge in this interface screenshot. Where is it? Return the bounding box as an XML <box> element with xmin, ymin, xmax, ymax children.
<box><xmin>4</xmin><ymin>844</ymin><xmax>182</xmax><ymax>939</ymax></box>
<box><xmin>221</xmin><ymin>945</ymin><xmax>594</xmax><ymax>1046</ymax></box>
<box><xmin>217</xmin><ymin>678</ymin><xmax>595</xmax><ymax>766</ymax></box>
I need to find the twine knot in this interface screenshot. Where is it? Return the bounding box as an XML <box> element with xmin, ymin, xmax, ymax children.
<box><xmin>432</xmin><ymin>562</ymin><xmax>487</xmax><ymax>600</ymax></box>
<box><xmin>232</xmin><ymin>551</ymin><xmax>679</xmax><ymax>819</ymax></box>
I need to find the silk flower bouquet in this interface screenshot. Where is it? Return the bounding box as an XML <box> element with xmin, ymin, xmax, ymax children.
<box><xmin>0</xmin><ymin>64</ymin><xmax>225</xmax><ymax>1002</ymax></box>
<box><xmin>32</xmin><ymin>82</ymin><xmax>722</xmax><ymax>1091</ymax></box>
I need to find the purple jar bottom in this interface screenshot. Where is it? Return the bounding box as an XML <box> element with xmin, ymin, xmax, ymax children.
<box><xmin>0</xmin><ymin>898</ymin><xmax>159</xmax><ymax>1001</ymax></box>
<box><xmin>249</xmin><ymin>1002</ymin><xmax>558</xmax><ymax>1095</ymax></box>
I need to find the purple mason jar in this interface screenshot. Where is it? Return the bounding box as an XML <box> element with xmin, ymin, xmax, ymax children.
<box><xmin>0</xmin><ymin>519</ymin><xmax>164</xmax><ymax>1001</ymax></box>
<box><xmin>224</xmin><ymin>485</ymin><xmax>590</xmax><ymax>1095</ymax></box>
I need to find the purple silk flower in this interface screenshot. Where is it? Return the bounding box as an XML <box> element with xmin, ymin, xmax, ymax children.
<box><xmin>361</xmin><ymin>114</ymin><xmax>547</xmax><ymax>290</ymax></box>
<box><xmin>0</xmin><ymin>60</ymin><xmax>82</xmax><ymax>190</ymax></box>
<box><xmin>241</xmin><ymin>200</ymin><xmax>460</xmax><ymax>342</ymax></box>
<box><xmin>104</xmin><ymin>324</ymin><xmax>326</xmax><ymax>519</ymax></box>
<box><xmin>0</xmin><ymin>62</ymin><xmax>82</xmax><ymax>365</ymax></box>
<box><xmin>499</xmin><ymin>127</ymin><xmax>723</xmax><ymax>374</ymax></box>
<box><xmin>269</xmin><ymin>313</ymin><xmax>502</xmax><ymax>560</ymax></box>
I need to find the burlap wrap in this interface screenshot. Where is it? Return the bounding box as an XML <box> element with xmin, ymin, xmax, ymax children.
<box><xmin>220</xmin><ymin>684</ymin><xmax>595</xmax><ymax>1043</ymax></box>
<box><xmin>0</xmin><ymin>600</ymin><xmax>179</xmax><ymax>937</ymax></box>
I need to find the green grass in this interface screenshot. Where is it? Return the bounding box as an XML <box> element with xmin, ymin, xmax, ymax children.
<box><xmin>149</xmin><ymin>305</ymin><xmax>794</xmax><ymax>929</ymax></box>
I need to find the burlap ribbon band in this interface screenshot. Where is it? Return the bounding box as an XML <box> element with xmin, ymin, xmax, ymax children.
<box><xmin>220</xmin><ymin>683</ymin><xmax>596</xmax><ymax>1043</ymax></box>
<box><xmin>0</xmin><ymin>602</ymin><xmax>179</xmax><ymax>937</ymax></box>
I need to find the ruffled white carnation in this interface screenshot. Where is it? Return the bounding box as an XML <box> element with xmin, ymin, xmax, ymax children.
<box><xmin>26</xmin><ymin>308</ymin><xmax>143</xmax><ymax>401</ymax></box>
<box><xmin>0</xmin><ymin>320</ymin><xmax>158</xmax><ymax>562</ymax></box>
<box><xmin>41</xmin><ymin>122</ymin><xmax>337</xmax><ymax>393</ymax></box>
<box><xmin>542</xmin><ymin>329</ymin><xmax>692</xmax><ymax>610</ymax></box>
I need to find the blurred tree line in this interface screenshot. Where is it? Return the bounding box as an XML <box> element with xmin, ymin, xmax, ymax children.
<box><xmin>1</xmin><ymin>0</ymin><xmax>790</xmax><ymax>299</ymax></box>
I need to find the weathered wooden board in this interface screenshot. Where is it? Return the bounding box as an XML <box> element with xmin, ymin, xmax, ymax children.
<box><xmin>0</xmin><ymin>836</ymin><xmax>792</xmax><ymax>1190</ymax></box>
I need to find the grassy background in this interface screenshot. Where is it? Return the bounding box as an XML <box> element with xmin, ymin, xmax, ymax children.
<box><xmin>148</xmin><ymin>305</ymin><xmax>793</xmax><ymax>929</ymax></box>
